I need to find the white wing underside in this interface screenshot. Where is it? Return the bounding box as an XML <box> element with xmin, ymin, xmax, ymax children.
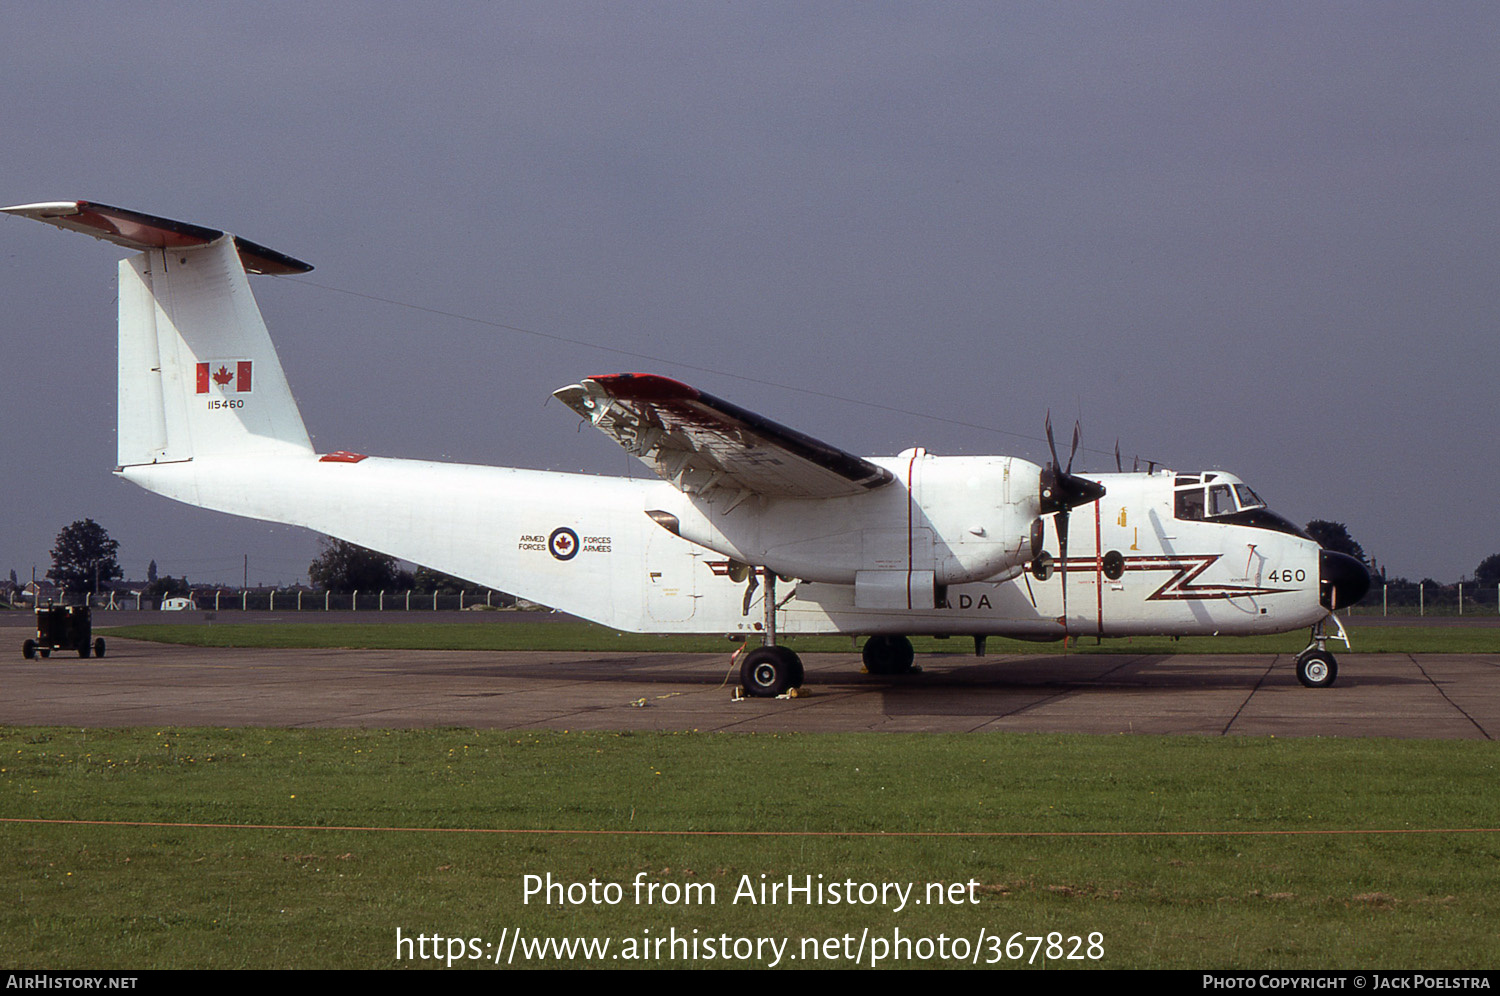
<box><xmin>553</xmin><ymin>374</ymin><xmax>893</xmax><ymax>507</ymax></box>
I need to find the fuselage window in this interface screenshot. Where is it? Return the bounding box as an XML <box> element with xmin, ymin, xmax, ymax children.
<box><xmin>1175</xmin><ymin>489</ymin><xmax>1205</xmax><ymax>521</ymax></box>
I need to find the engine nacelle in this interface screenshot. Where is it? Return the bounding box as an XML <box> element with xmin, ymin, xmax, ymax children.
<box><xmin>649</xmin><ymin>451</ymin><xmax>1044</xmax><ymax>599</ymax></box>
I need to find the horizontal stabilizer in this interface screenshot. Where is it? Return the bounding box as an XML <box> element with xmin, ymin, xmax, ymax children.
<box><xmin>554</xmin><ymin>372</ymin><xmax>893</xmax><ymax>500</ymax></box>
<box><xmin>1</xmin><ymin>200</ymin><xmax>312</xmax><ymax>275</ymax></box>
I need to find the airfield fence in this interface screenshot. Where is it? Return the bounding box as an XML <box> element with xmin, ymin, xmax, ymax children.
<box><xmin>1349</xmin><ymin>582</ymin><xmax>1500</xmax><ymax>617</ymax></box>
<box><xmin>31</xmin><ymin>589</ymin><xmax>522</xmax><ymax>613</ymax></box>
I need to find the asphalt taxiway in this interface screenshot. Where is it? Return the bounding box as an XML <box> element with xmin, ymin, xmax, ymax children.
<box><xmin>1</xmin><ymin>634</ymin><xmax>1495</xmax><ymax>738</ymax></box>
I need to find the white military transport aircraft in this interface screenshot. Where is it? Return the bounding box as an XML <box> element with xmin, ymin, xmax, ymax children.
<box><xmin>4</xmin><ymin>201</ymin><xmax>1370</xmax><ymax>695</ymax></box>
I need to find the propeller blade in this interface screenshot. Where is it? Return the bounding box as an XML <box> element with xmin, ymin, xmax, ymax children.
<box><xmin>1036</xmin><ymin>413</ymin><xmax>1106</xmax><ymax>640</ymax></box>
<box><xmin>1057</xmin><ymin>507</ymin><xmax>1070</xmax><ymax>634</ymax></box>
<box><xmin>1045</xmin><ymin>411</ymin><xmax>1060</xmax><ymax>470</ymax></box>
<box><xmin>1115</xmin><ymin>440</ymin><xmax>1122</xmax><ymax>474</ymax></box>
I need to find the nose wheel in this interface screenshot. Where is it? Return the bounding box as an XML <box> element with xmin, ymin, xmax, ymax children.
<box><xmin>1295</xmin><ymin>650</ymin><xmax>1338</xmax><ymax>688</ymax></box>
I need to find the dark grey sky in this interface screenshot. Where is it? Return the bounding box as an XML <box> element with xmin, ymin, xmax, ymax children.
<box><xmin>3</xmin><ymin>3</ymin><xmax>1496</xmax><ymax>587</ymax></box>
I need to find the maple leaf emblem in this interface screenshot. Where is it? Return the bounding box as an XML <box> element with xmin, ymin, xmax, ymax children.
<box><xmin>547</xmin><ymin>527</ymin><xmax>580</xmax><ymax>560</ymax></box>
<box><xmin>212</xmin><ymin>365</ymin><xmax>235</xmax><ymax>387</ymax></box>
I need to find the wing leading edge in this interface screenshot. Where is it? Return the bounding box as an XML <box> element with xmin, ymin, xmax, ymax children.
<box><xmin>553</xmin><ymin>373</ymin><xmax>893</xmax><ymax>503</ymax></box>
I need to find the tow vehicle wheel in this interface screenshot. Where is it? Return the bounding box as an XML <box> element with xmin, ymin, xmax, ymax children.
<box><xmin>1296</xmin><ymin>651</ymin><xmax>1338</xmax><ymax>688</ymax></box>
<box><xmin>77</xmin><ymin>644</ymin><xmax>90</xmax><ymax>658</ymax></box>
<box><xmin>742</xmin><ymin>646</ymin><xmax>796</xmax><ymax>698</ymax></box>
<box><xmin>862</xmin><ymin>635</ymin><xmax>916</xmax><ymax>675</ymax></box>
<box><xmin>39</xmin><ymin>648</ymin><xmax>50</xmax><ymax>659</ymax></box>
<box><xmin>94</xmin><ymin>638</ymin><xmax>106</xmax><ymax>658</ymax></box>
<box><xmin>22</xmin><ymin>640</ymin><xmax>36</xmax><ymax>660</ymax></box>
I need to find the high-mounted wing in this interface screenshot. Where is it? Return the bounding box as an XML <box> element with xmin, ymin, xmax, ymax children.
<box><xmin>553</xmin><ymin>373</ymin><xmax>893</xmax><ymax>504</ymax></box>
<box><xmin>0</xmin><ymin>200</ymin><xmax>312</xmax><ymax>275</ymax></box>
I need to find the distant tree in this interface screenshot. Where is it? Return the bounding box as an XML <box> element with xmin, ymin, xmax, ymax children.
<box><xmin>147</xmin><ymin>559</ymin><xmax>158</xmax><ymax>583</ymax></box>
<box><xmin>308</xmin><ymin>537</ymin><xmax>400</xmax><ymax>593</ymax></box>
<box><xmin>144</xmin><ymin>575</ymin><xmax>191</xmax><ymax>601</ymax></box>
<box><xmin>1475</xmin><ymin>554</ymin><xmax>1500</xmax><ymax>587</ymax></box>
<box><xmin>1305</xmin><ymin>520</ymin><xmax>1367</xmax><ymax>564</ymax></box>
<box><xmin>413</xmin><ymin>566</ymin><xmax>469</xmax><ymax>594</ymax></box>
<box><xmin>47</xmin><ymin>519</ymin><xmax>123</xmax><ymax>594</ymax></box>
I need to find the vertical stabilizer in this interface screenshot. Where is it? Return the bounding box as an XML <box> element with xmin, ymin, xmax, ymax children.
<box><xmin>117</xmin><ymin>237</ymin><xmax>312</xmax><ymax>466</ymax></box>
<box><xmin>1</xmin><ymin>201</ymin><xmax>314</xmax><ymax>467</ymax></box>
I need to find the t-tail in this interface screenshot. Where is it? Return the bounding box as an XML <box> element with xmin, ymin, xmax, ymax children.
<box><xmin>2</xmin><ymin>201</ymin><xmax>315</xmax><ymax>467</ymax></box>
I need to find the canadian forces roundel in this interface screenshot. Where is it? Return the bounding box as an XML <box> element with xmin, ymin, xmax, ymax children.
<box><xmin>548</xmin><ymin>527</ymin><xmax>579</xmax><ymax>561</ymax></box>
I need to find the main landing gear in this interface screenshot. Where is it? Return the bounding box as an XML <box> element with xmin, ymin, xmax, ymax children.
<box><xmin>740</xmin><ymin>645</ymin><xmax>804</xmax><ymax>698</ymax></box>
<box><xmin>862</xmin><ymin>634</ymin><xmax>918</xmax><ymax>675</ymax></box>
<box><xmin>739</xmin><ymin>568</ymin><xmax>806</xmax><ymax>698</ymax></box>
<box><xmin>1295</xmin><ymin>615</ymin><xmax>1350</xmax><ymax>688</ymax></box>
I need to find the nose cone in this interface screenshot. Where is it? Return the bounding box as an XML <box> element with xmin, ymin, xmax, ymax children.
<box><xmin>1319</xmin><ymin>550</ymin><xmax>1370</xmax><ymax>610</ymax></box>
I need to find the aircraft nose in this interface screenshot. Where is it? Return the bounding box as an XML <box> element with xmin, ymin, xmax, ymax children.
<box><xmin>1319</xmin><ymin>550</ymin><xmax>1370</xmax><ymax>611</ymax></box>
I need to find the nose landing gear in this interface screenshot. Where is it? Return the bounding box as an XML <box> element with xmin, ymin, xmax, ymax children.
<box><xmin>1295</xmin><ymin>615</ymin><xmax>1350</xmax><ymax>688</ymax></box>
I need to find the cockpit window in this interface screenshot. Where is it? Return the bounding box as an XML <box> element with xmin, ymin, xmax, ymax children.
<box><xmin>1171</xmin><ymin>471</ymin><xmax>1308</xmax><ymax>539</ymax></box>
<box><xmin>1176</xmin><ymin>477</ymin><xmax>1265</xmax><ymax>520</ymax></box>
<box><xmin>1175</xmin><ymin>488</ymin><xmax>1205</xmax><ymax>520</ymax></box>
<box><xmin>1234</xmin><ymin>484</ymin><xmax>1264</xmax><ymax>509</ymax></box>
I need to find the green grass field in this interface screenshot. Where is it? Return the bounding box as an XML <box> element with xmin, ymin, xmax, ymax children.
<box><xmin>3</xmin><ymin>726</ymin><xmax>1498</xmax><ymax>969</ymax></box>
<box><xmin>100</xmin><ymin>619</ymin><xmax>1500</xmax><ymax>655</ymax></box>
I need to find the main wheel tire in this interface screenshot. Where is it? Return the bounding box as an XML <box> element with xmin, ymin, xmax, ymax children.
<box><xmin>94</xmin><ymin>638</ymin><xmax>106</xmax><ymax>658</ymax></box>
<box><xmin>888</xmin><ymin>635</ymin><xmax>915</xmax><ymax>673</ymax></box>
<box><xmin>742</xmin><ymin>647</ymin><xmax>793</xmax><ymax>698</ymax></box>
<box><xmin>1296</xmin><ymin>651</ymin><xmax>1338</xmax><ymax>688</ymax></box>
<box><xmin>22</xmin><ymin>639</ymin><xmax>36</xmax><ymax>660</ymax></box>
<box><xmin>862</xmin><ymin>635</ymin><xmax>916</xmax><ymax>675</ymax></box>
<box><xmin>776</xmin><ymin>646</ymin><xmax>805</xmax><ymax>689</ymax></box>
